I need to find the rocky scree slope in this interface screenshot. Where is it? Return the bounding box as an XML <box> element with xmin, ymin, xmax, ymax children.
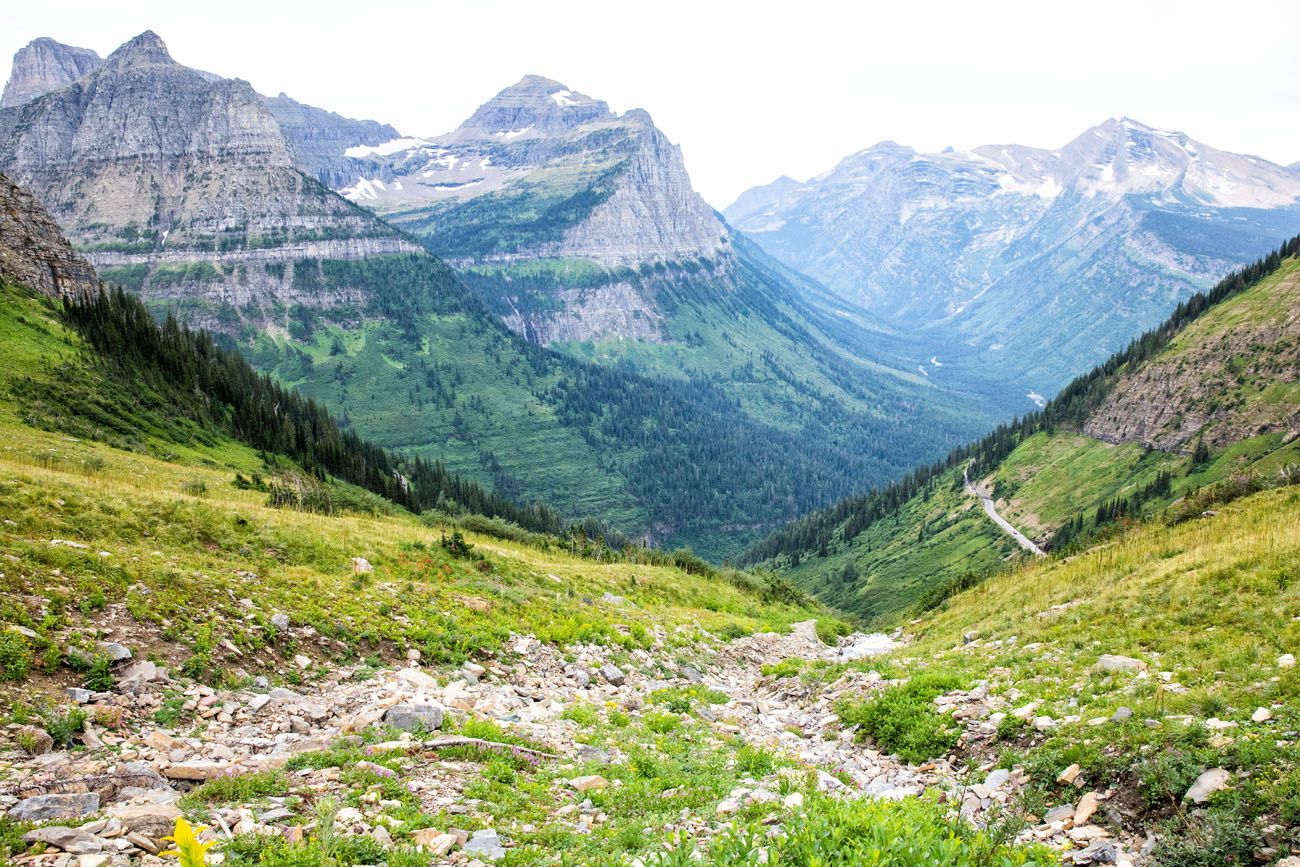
<box><xmin>0</xmin><ymin>258</ymin><xmax>1045</xmax><ymax>862</ymax></box>
<box><xmin>726</xmin><ymin>118</ymin><xmax>1300</xmax><ymax>399</ymax></box>
<box><xmin>896</xmin><ymin>481</ymin><xmax>1300</xmax><ymax>865</ymax></box>
<box><xmin>0</xmin><ymin>171</ymin><xmax>99</xmax><ymax>298</ymax></box>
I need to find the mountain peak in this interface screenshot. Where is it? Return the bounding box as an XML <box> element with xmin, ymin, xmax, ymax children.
<box><xmin>105</xmin><ymin>31</ymin><xmax>174</xmax><ymax>70</ymax></box>
<box><xmin>453</xmin><ymin>74</ymin><xmax>611</xmax><ymax>139</ymax></box>
<box><xmin>1</xmin><ymin>37</ymin><xmax>102</xmax><ymax>109</ymax></box>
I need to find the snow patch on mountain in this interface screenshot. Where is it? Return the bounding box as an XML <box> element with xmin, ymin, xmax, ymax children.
<box><xmin>344</xmin><ymin>137</ymin><xmax>427</xmax><ymax>158</ymax></box>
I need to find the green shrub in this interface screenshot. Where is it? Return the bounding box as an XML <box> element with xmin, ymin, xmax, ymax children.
<box><xmin>154</xmin><ymin>691</ymin><xmax>187</xmax><ymax>728</ymax></box>
<box><xmin>1150</xmin><ymin>804</ymin><xmax>1261</xmax><ymax>866</ymax></box>
<box><xmin>561</xmin><ymin>703</ymin><xmax>600</xmax><ymax>727</ymax></box>
<box><xmin>834</xmin><ymin>672</ymin><xmax>964</xmax><ymax>764</ymax></box>
<box><xmin>814</xmin><ymin>617</ymin><xmax>854</xmax><ymax>646</ymax></box>
<box><xmin>761</xmin><ymin>658</ymin><xmax>805</xmax><ymax>679</ymax></box>
<box><xmin>645</xmin><ymin>712</ymin><xmax>682</xmax><ymax>734</ymax></box>
<box><xmin>83</xmin><ymin>655</ymin><xmax>114</xmax><ymax>692</ymax></box>
<box><xmin>40</xmin><ymin>706</ymin><xmax>87</xmax><ymax>745</ymax></box>
<box><xmin>650</xmin><ymin>684</ymin><xmax>728</xmax><ymax>713</ymax></box>
<box><xmin>180</xmin><ymin>770</ymin><xmax>289</xmax><ymax>808</ymax></box>
<box><xmin>703</xmin><ymin>793</ymin><xmax>1055</xmax><ymax>865</ymax></box>
<box><xmin>0</xmin><ymin>632</ymin><xmax>32</xmax><ymax>681</ymax></box>
<box><xmin>734</xmin><ymin>744</ymin><xmax>777</xmax><ymax>777</ymax></box>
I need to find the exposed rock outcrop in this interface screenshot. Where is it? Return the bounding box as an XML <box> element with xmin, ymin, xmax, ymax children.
<box><xmin>266</xmin><ymin>93</ymin><xmax>401</xmax><ymax>187</ymax></box>
<box><xmin>0</xmin><ymin>171</ymin><xmax>99</xmax><ymax>297</ymax></box>
<box><xmin>1082</xmin><ymin>263</ymin><xmax>1300</xmax><ymax>451</ymax></box>
<box><xmin>0</xmin><ymin>37</ymin><xmax>102</xmax><ymax>109</ymax></box>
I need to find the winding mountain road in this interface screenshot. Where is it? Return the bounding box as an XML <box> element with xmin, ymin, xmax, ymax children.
<box><xmin>964</xmin><ymin>464</ymin><xmax>1046</xmax><ymax>557</ymax></box>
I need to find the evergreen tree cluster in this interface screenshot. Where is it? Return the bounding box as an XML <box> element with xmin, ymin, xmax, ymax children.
<box><xmin>61</xmin><ymin>286</ymin><xmax>565</xmax><ymax>534</ymax></box>
<box><xmin>1048</xmin><ymin>468</ymin><xmax>1174</xmax><ymax>550</ymax></box>
<box><xmin>742</xmin><ymin>234</ymin><xmax>1300</xmax><ymax>566</ymax></box>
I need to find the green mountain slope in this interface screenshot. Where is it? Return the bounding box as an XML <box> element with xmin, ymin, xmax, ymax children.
<box><xmin>873</xmin><ymin>480</ymin><xmax>1300</xmax><ymax>862</ymax></box>
<box><xmin>746</xmin><ymin>236</ymin><xmax>1300</xmax><ymax>619</ymax></box>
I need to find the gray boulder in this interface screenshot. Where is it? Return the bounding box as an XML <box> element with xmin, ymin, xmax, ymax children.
<box><xmin>98</xmin><ymin>641</ymin><xmax>132</xmax><ymax>662</ymax></box>
<box><xmin>600</xmin><ymin>663</ymin><xmax>625</xmax><ymax>686</ymax></box>
<box><xmin>384</xmin><ymin>702</ymin><xmax>444</xmax><ymax>732</ymax></box>
<box><xmin>9</xmin><ymin>792</ymin><xmax>100</xmax><ymax>822</ymax></box>
<box><xmin>463</xmin><ymin>828</ymin><xmax>506</xmax><ymax>860</ymax></box>
<box><xmin>1096</xmin><ymin>654</ymin><xmax>1144</xmax><ymax>674</ymax></box>
<box><xmin>1185</xmin><ymin>768</ymin><xmax>1231</xmax><ymax>804</ymax></box>
<box><xmin>23</xmin><ymin>826</ymin><xmax>104</xmax><ymax>854</ymax></box>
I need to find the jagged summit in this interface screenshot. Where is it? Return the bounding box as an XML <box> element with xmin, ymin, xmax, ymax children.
<box><xmin>0</xmin><ymin>29</ymin><xmax>415</xmax><ymax>323</ymax></box>
<box><xmin>337</xmin><ymin>73</ymin><xmax>725</xmax><ymax>279</ymax></box>
<box><xmin>0</xmin><ymin>37</ymin><xmax>102</xmax><ymax>109</ymax></box>
<box><xmin>451</xmin><ymin>74</ymin><xmax>612</xmax><ymax>140</ymax></box>
<box><xmin>104</xmin><ymin>30</ymin><xmax>174</xmax><ymax>70</ymax></box>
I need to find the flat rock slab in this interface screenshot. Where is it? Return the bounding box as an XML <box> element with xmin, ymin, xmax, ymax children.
<box><xmin>9</xmin><ymin>792</ymin><xmax>100</xmax><ymax>822</ymax></box>
<box><xmin>23</xmin><ymin>826</ymin><xmax>104</xmax><ymax>854</ymax></box>
<box><xmin>1096</xmin><ymin>654</ymin><xmax>1145</xmax><ymax>674</ymax></box>
<box><xmin>384</xmin><ymin>702</ymin><xmax>444</xmax><ymax>732</ymax></box>
<box><xmin>463</xmin><ymin>828</ymin><xmax>506</xmax><ymax>860</ymax></box>
<box><xmin>163</xmin><ymin>760</ymin><xmax>230</xmax><ymax>781</ymax></box>
<box><xmin>107</xmin><ymin>802</ymin><xmax>182</xmax><ymax>838</ymax></box>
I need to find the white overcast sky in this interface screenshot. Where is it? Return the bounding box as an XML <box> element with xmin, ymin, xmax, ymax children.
<box><xmin>3</xmin><ymin>0</ymin><xmax>1299</xmax><ymax>207</ymax></box>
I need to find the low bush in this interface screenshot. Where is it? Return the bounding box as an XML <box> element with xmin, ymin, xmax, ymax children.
<box><xmin>834</xmin><ymin>672</ymin><xmax>964</xmax><ymax>763</ymax></box>
<box><xmin>699</xmin><ymin>793</ymin><xmax>1055</xmax><ymax>865</ymax></box>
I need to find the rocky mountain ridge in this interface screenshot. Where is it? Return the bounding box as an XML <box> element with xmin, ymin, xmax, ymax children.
<box><xmin>726</xmin><ymin>118</ymin><xmax>1300</xmax><ymax>398</ymax></box>
<box><xmin>0</xmin><ymin>32</ymin><xmax>420</xmax><ymax>325</ymax></box>
<box><xmin>341</xmin><ymin>74</ymin><xmax>728</xmax><ymax>274</ymax></box>
<box><xmin>1</xmin><ymin>36</ymin><xmax>402</xmax><ymax>193</ymax></box>
<box><xmin>330</xmin><ymin>74</ymin><xmax>768</xmax><ymax>351</ymax></box>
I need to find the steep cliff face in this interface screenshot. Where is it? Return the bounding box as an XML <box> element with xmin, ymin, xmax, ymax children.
<box><xmin>0</xmin><ymin>32</ymin><xmax>419</xmax><ymax>323</ymax></box>
<box><xmin>342</xmin><ymin>76</ymin><xmax>727</xmax><ymax>273</ymax></box>
<box><xmin>726</xmin><ymin>119</ymin><xmax>1300</xmax><ymax>397</ymax></box>
<box><xmin>0</xmin><ymin>171</ymin><xmax>99</xmax><ymax>297</ymax></box>
<box><xmin>0</xmin><ymin>37</ymin><xmax>102</xmax><ymax>109</ymax></box>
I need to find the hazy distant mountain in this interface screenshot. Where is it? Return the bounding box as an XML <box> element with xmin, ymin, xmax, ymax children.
<box><xmin>726</xmin><ymin>118</ymin><xmax>1300</xmax><ymax>395</ymax></box>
